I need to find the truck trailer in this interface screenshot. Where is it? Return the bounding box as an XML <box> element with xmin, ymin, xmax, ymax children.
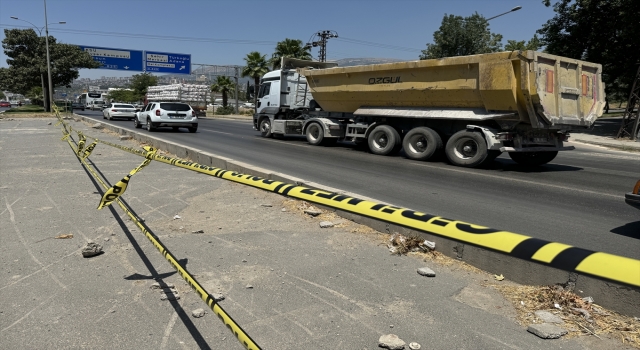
<box><xmin>252</xmin><ymin>51</ymin><xmax>604</xmax><ymax>167</ymax></box>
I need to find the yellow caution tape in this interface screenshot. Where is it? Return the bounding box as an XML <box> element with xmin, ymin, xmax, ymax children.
<box><xmin>58</xmin><ymin>128</ymin><xmax>261</xmax><ymax>350</ymax></box>
<box><xmin>97</xmin><ymin>147</ymin><xmax>156</xmax><ymax>210</ymax></box>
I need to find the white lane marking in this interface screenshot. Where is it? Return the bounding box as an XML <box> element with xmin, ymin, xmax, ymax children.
<box><xmin>1</xmin><ymin>293</ymin><xmax>58</xmax><ymax>333</ymax></box>
<box><xmin>411</xmin><ymin>162</ymin><xmax>621</xmax><ymax>199</ymax></box>
<box><xmin>199</xmin><ymin>128</ymin><xmax>233</xmax><ymax>135</ymax></box>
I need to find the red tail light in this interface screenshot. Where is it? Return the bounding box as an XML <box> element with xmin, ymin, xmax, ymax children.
<box><xmin>155</xmin><ymin>109</ymin><xmax>160</xmax><ymax>116</ymax></box>
<box><xmin>112</xmin><ymin>109</ymin><xmax>117</xmax><ymax>112</ymax></box>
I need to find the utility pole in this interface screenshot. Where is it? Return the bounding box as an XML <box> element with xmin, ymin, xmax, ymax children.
<box><xmin>306</xmin><ymin>30</ymin><xmax>338</xmax><ymax>62</ymax></box>
<box><xmin>234</xmin><ymin>67</ymin><xmax>239</xmax><ymax>114</ymax></box>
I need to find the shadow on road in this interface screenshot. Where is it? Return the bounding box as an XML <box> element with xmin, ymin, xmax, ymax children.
<box><xmin>610</xmin><ymin>221</ymin><xmax>640</xmax><ymax>240</ymax></box>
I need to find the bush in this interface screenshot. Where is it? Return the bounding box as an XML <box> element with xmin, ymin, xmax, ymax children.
<box><xmin>215</xmin><ymin>106</ymin><xmax>236</xmax><ymax>115</ymax></box>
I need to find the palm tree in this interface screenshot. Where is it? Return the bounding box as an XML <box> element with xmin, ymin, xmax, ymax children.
<box><xmin>270</xmin><ymin>38</ymin><xmax>312</xmax><ymax>69</ymax></box>
<box><xmin>210</xmin><ymin>76</ymin><xmax>235</xmax><ymax>107</ymax></box>
<box><xmin>241</xmin><ymin>51</ymin><xmax>270</xmax><ymax>108</ymax></box>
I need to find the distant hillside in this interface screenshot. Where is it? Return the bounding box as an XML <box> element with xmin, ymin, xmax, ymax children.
<box><xmin>335</xmin><ymin>58</ymin><xmax>407</xmax><ymax>67</ymax></box>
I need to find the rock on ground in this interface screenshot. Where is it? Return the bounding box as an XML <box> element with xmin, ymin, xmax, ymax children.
<box><xmin>378</xmin><ymin>334</ymin><xmax>406</xmax><ymax>349</ymax></box>
<box><xmin>319</xmin><ymin>221</ymin><xmax>334</xmax><ymax>228</ymax></box>
<box><xmin>81</xmin><ymin>242</ymin><xmax>103</xmax><ymax>258</ymax></box>
<box><xmin>417</xmin><ymin>267</ymin><xmax>436</xmax><ymax>277</ymax></box>
<box><xmin>527</xmin><ymin>323</ymin><xmax>568</xmax><ymax>339</ymax></box>
<box><xmin>191</xmin><ymin>308</ymin><xmax>206</xmax><ymax>318</ymax></box>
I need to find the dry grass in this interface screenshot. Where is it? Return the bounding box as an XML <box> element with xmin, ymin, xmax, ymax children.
<box><xmin>492</xmin><ymin>284</ymin><xmax>640</xmax><ymax>347</ymax></box>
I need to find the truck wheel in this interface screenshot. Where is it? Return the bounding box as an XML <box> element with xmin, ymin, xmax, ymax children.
<box><xmin>306</xmin><ymin>122</ymin><xmax>324</xmax><ymax>145</ymax></box>
<box><xmin>445</xmin><ymin>130</ymin><xmax>488</xmax><ymax>167</ymax></box>
<box><xmin>259</xmin><ymin>118</ymin><xmax>272</xmax><ymax>138</ymax></box>
<box><xmin>402</xmin><ymin>127</ymin><xmax>442</xmax><ymax>161</ymax></box>
<box><xmin>368</xmin><ymin>125</ymin><xmax>401</xmax><ymax>156</ymax></box>
<box><xmin>508</xmin><ymin>151</ymin><xmax>558</xmax><ymax>166</ymax></box>
<box><xmin>146</xmin><ymin>118</ymin><xmax>155</xmax><ymax>132</ymax></box>
<box><xmin>134</xmin><ymin>118</ymin><xmax>141</xmax><ymax>129</ymax></box>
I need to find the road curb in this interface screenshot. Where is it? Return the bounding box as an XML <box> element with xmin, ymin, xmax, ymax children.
<box><xmin>572</xmin><ymin>138</ymin><xmax>640</xmax><ymax>152</ymax></box>
<box><xmin>72</xmin><ymin>113</ymin><xmax>640</xmax><ymax>317</ymax></box>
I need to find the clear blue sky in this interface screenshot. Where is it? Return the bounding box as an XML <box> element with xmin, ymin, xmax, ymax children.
<box><xmin>0</xmin><ymin>0</ymin><xmax>556</xmax><ymax>79</ymax></box>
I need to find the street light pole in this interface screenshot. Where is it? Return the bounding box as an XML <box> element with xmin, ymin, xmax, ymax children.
<box><xmin>43</xmin><ymin>0</ymin><xmax>54</xmax><ymax>112</ymax></box>
<box><xmin>486</xmin><ymin>6</ymin><xmax>522</xmax><ymax>21</ymax></box>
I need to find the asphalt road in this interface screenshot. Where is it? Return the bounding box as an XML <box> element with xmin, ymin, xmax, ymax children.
<box><xmin>77</xmin><ymin>110</ymin><xmax>640</xmax><ymax>260</ymax></box>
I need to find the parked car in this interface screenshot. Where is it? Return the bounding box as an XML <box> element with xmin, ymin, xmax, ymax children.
<box><xmin>134</xmin><ymin>102</ymin><xmax>198</xmax><ymax>133</ymax></box>
<box><xmin>89</xmin><ymin>101</ymin><xmax>105</xmax><ymax>111</ymax></box>
<box><xmin>134</xmin><ymin>103</ymin><xmax>144</xmax><ymax>112</ymax></box>
<box><xmin>72</xmin><ymin>102</ymin><xmax>85</xmax><ymax>111</ymax></box>
<box><xmin>625</xmin><ymin>180</ymin><xmax>640</xmax><ymax>210</ymax></box>
<box><xmin>242</xmin><ymin>102</ymin><xmax>255</xmax><ymax>109</ymax></box>
<box><xmin>0</xmin><ymin>101</ymin><xmax>11</xmax><ymax>107</ymax></box>
<box><xmin>103</xmin><ymin>103</ymin><xmax>136</xmax><ymax>121</ymax></box>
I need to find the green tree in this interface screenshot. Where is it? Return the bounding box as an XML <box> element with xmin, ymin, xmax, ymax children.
<box><xmin>210</xmin><ymin>76</ymin><xmax>235</xmax><ymax>108</ymax></box>
<box><xmin>242</xmin><ymin>51</ymin><xmax>270</xmax><ymax>108</ymax></box>
<box><xmin>504</xmin><ymin>35</ymin><xmax>542</xmax><ymax>51</ymax></box>
<box><xmin>107</xmin><ymin>89</ymin><xmax>137</xmax><ymax>103</ymax></box>
<box><xmin>270</xmin><ymin>38</ymin><xmax>312</xmax><ymax>69</ymax></box>
<box><xmin>129</xmin><ymin>72</ymin><xmax>158</xmax><ymax>101</ymax></box>
<box><xmin>538</xmin><ymin>0</ymin><xmax>640</xmax><ymax>100</ymax></box>
<box><xmin>420</xmin><ymin>12</ymin><xmax>503</xmax><ymax>59</ymax></box>
<box><xmin>0</xmin><ymin>29</ymin><xmax>100</xmax><ymax>111</ymax></box>
<box><xmin>0</xmin><ymin>91</ymin><xmax>5</xmax><ymax>100</ymax></box>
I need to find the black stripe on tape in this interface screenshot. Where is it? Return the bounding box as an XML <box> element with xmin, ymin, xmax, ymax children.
<box><xmin>549</xmin><ymin>247</ymin><xmax>596</xmax><ymax>271</ymax></box>
<box><xmin>510</xmin><ymin>238</ymin><xmax>550</xmax><ymax>260</ymax></box>
<box><xmin>281</xmin><ymin>185</ymin><xmax>294</xmax><ymax>196</ymax></box>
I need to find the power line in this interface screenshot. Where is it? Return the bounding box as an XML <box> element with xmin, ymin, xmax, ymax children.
<box><xmin>0</xmin><ymin>23</ymin><xmax>424</xmax><ymax>54</ymax></box>
<box><xmin>0</xmin><ymin>24</ymin><xmax>276</xmax><ymax>46</ymax></box>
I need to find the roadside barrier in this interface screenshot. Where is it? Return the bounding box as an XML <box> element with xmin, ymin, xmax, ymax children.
<box><xmin>57</xmin><ymin>114</ymin><xmax>640</xmax><ymax>289</ymax></box>
<box><xmin>54</xmin><ymin>110</ymin><xmax>262</xmax><ymax>350</ymax></box>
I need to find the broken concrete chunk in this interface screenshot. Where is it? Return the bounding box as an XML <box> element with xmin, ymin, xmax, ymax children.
<box><xmin>417</xmin><ymin>267</ymin><xmax>436</xmax><ymax>277</ymax></box>
<box><xmin>81</xmin><ymin>242</ymin><xmax>103</xmax><ymax>258</ymax></box>
<box><xmin>245</xmin><ymin>284</ymin><xmax>253</xmax><ymax>289</ymax></box>
<box><xmin>191</xmin><ymin>308</ymin><xmax>206</xmax><ymax>318</ymax></box>
<box><xmin>150</xmin><ymin>282</ymin><xmax>175</xmax><ymax>289</ymax></box>
<box><xmin>173</xmin><ymin>215</ymin><xmax>181</xmax><ymax>220</ymax></box>
<box><xmin>304</xmin><ymin>207</ymin><xmax>323</xmax><ymax>216</ymax></box>
<box><xmin>119</xmin><ymin>135</ymin><xmax>132</xmax><ymax>141</ymax></box>
<box><xmin>378</xmin><ymin>334</ymin><xmax>406</xmax><ymax>349</ymax></box>
<box><xmin>261</xmin><ymin>204</ymin><xmax>272</xmax><ymax>207</ymax></box>
<box><xmin>91</xmin><ymin>123</ymin><xmax>102</xmax><ymax>129</ymax></box>
<box><xmin>191</xmin><ymin>230</ymin><xmax>204</xmax><ymax>234</ymax></box>
<box><xmin>319</xmin><ymin>221</ymin><xmax>334</xmax><ymax>228</ymax></box>
<box><xmin>527</xmin><ymin>323</ymin><xmax>568</xmax><ymax>339</ymax></box>
<box><xmin>534</xmin><ymin>310</ymin><xmax>564</xmax><ymax>324</ymax></box>
<box><xmin>212</xmin><ymin>293</ymin><xmax>225</xmax><ymax>302</ymax></box>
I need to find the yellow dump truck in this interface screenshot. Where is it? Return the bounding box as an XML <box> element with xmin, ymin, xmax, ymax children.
<box><xmin>253</xmin><ymin>51</ymin><xmax>604</xmax><ymax>167</ymax></box>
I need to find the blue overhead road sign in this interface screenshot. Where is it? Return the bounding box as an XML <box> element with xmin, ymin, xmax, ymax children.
<box><xmin>145</xmin><ymin>51</ymin><xmax>191</xmax><ymax>74</ymax></box>
<box><xmin>78</xmin><ymin>45</ymin><xmax>144</xmax><ymax>72</ymax></box>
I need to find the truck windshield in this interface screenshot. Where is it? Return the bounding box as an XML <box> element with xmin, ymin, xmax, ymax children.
<box><xmin>258</xmin><ymin>83</ymin><xmax>271</xmax><ymax>98</ymax></box>
<box><xmin>160</xmin><ymin>103</ymin><xmax>191</xmax><ymax>111</ymax></box>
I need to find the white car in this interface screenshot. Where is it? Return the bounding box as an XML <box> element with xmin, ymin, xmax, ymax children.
<box><xmin>89</xmin><ymin>101</ymin><xmax>105</xmax><ymax>111</ymax></box>
<box><xmin>134</xmin><ymin>102</ymin><xmax>198</xmax><ymax>133</ymax></box>
<box><xmin>103</xmin><ymin>103</ymin><xmax>136</xmax><ymax>121</ymax></box>
<box><xmin>242</xmin><ymin>102</ymin><xmax>255</xmax><ymax>109</ymax></box>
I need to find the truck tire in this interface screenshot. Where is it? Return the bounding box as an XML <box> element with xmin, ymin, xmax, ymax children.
<box><xmin>368</xmin><ymin>125</ymin><xmax>401</xmax><ymax>156</ymax></box>
<box><xmin>134</xmin><ymin>117</ymin><xmax>142</xmax><ymax>129</ymax></box>
<box><xmin>445</xmin><ymin>130</ymin><xmax>488</xmax><ymax>167</ymax></box>
<box><xmin>508</xmin><ymin>151</ymin><xmax>558</xmax><ymax>166</ymax></box>
<box><xmin>259</xmin><ymin>118</ymin><xmax>272</xmax><ymax>138</ymax></box>
<box><xmin>146</xmin><ymin>118</ymin><xmax>156</xmax><ymax>132</ymax></box>
<box><xmin>306</xmin><ymin>122</ymin><xmax>324</xmax><ymax>145</ymax></box>
<box><xmin>402</xmin><ymin>127</ymin><xmax>443</xmax><ymax>161</ymax></box>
